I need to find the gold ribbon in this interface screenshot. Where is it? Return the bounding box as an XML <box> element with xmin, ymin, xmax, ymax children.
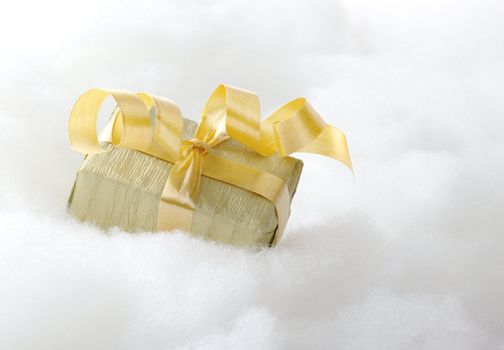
<box><xmin>68</xmin><ymin>84</ymin><xmax>352</xmax><ymax>245</ymax></box>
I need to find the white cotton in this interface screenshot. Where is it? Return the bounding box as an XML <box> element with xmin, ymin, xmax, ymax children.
<box><xmin>0</xmin><ymin>0</ymin><xmax>503</xmax><ymax>349</ymax></box>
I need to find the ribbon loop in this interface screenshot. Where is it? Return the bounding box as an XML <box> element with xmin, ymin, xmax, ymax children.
<box><xmin>197</xmin><ymin>84</ymin><xmax>261</xmax><ymax>149</ymax></box>
<box><xmin>268</xmin><ymin>98</ymin><xmax>326</xmax><ymax>156</ymax></box>
<box><xmin>69</xmin><ymin>89</ymin><xmax>152</xmax><ymax>154</ymax></box>
<box><xmin>138</xmin><ymin>93</ymin><xmax>183</xmax><ymax>162</ymax></box>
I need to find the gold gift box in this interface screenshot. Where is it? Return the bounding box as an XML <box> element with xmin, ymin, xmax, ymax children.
<box><xmin>68</xmin><ymin>118</ymin><xmax>303</xmax><ymax>246</ymax></box>
<box><xmin>67</xmin><ymin>85</ymin><xmax>352</xmax><ymax>247</ymax></box>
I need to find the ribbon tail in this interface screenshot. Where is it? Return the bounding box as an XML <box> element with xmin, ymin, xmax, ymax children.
<box><xmin>298</xmin><ymin>125</ymin><xmax>353</xmax><ymax>173</ymax></box>
<box><xmin>157</xmin><ymin>148</ymin><xmax>204</xmax><ymax>232</ymax></box>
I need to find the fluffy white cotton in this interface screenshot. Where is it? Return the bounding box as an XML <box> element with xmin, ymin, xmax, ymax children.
<box><xmin>0</xmin><ymin>0</ymin><xmax>503</xmax><ymax>349</ymax></box>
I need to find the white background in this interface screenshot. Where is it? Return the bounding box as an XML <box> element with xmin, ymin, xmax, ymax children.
<box><xmin>0</xmin><ymin>0</ymin><xmax>503</xmax><ymax>349</ymax></box>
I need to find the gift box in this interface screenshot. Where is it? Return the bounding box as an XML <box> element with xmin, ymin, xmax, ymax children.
<box><xmin>67</xmin><ymin>85</ymin><xmax>352</xmax><ymax>246</ymax></box>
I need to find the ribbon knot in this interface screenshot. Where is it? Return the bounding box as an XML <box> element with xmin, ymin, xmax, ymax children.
<box><xmin>189</xmin><ymin>138</ymin><xmax>210</xmax><ymax>155</ymax></box>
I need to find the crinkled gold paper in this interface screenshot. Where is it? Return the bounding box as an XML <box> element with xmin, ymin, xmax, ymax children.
<box><xmin>68</xmin><ymin>118</ymin><xmax>303</xmax><ymax>246</ymax></box>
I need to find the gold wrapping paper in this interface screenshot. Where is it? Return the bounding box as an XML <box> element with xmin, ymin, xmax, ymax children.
<box><xmin>68</xmin><ymin>118</ymin><xmax>303</xmax><ymax>246</ymax></box>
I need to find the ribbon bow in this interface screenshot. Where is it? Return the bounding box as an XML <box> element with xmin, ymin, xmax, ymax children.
<box><xmin>68</xmin><ymin>84</ymin><xmax>352</xmax><ymax>245</ymax></box>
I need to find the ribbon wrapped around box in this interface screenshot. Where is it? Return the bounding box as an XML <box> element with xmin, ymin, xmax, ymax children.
<box><xmin>67</xmin><ymin>84</ymin><xmax>352</xmax><ymax>246</ymax></box>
